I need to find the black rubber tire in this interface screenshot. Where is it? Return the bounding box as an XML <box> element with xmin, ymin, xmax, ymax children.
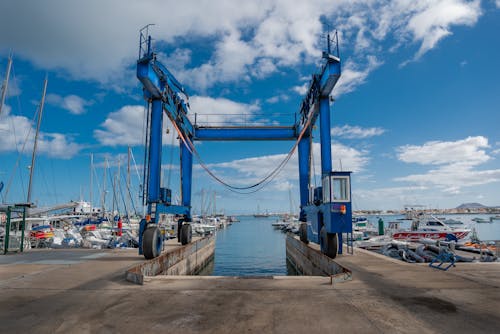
<box><xmin>320</xmin><ymin>226</ymin><xmax>338</xmax><ymax>259</ymax></box>
<box><xmin>142</xmin><ymin>226</ymin><xmax>161</xmax><ymax>259</ymax></box>
<box><xmin>180</xmin><ymin>223</ymin><xmax>192</xmax><ymax>245</ymax></box>
<box><xmin>177</xmin><ymin>219</ymin><xmax>183</xmax><ymax>242</ymax></box>
<box><xmin>327</xmin><ymin>232</ymin><xmax>338</xmax><ymax>259</ymax></box>
<box><xmin>299</xmin><ymin>222</ymin><xmax>309</xmax><ymax>244</ymax></box>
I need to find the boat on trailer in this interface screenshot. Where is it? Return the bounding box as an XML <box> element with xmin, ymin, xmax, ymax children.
<box><xmin>390</xmin><ymin>208</ymin><xmax>470</xmax><ymax>241</ymax></box>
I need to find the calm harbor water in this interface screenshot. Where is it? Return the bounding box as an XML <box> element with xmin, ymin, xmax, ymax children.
<box><xmin>203</xmin><ymin>215</ymin><xmax>290</xmax><ymax>276</ymax></box>
<box><xmin>198</xmin><ymin>213</ymin><xmax>500</xmax><ymax>276</ymax></box>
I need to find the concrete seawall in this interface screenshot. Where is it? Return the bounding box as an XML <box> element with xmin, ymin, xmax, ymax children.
<box><xmin>286</xmin><ymin>234</ymin><xmax>351</xmax><ymax>281</ymax></box>
<box><xmin>126</xmin><ymin>235</ymin><xmax>215</xmax><ymax>284</ymax></box>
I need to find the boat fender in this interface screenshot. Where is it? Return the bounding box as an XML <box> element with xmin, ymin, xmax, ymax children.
<box><xmin>399</xmin><ymin>249</ymin><xmax>415</xmax><ymax>263</ymax></box>
<box><xmin>455</xmin><ymin>255</ymin><xmax>475</xmax><ymax>263</ymax></box>
<box><xmin>427</xmin><ymin>245</ymin><xmax>441</xmax><ymax>254</ymax></box>
<box><xmin>406</xmin><ymin>249</ymin><xmax>425</xmax><ymax>263</ymax></box>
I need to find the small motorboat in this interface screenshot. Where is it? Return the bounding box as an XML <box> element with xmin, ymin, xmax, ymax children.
<box><xmin>390</xmin><ymin>217</ymin><xmax>470</xmax><ymax>241</ymax></box>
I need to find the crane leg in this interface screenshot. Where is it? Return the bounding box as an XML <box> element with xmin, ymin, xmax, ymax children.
<box><xmin>298</xmin><ymin>136</ymin><xmax>311</xmax><ymax>222</ymax></box>
<box><xmin>179</xmin><ymin>139</ymin><xmax>193</xmax><ymax>245</ymax></box>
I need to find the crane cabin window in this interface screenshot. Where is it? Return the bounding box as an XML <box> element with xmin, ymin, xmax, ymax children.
<box><xmin>332</xmin><ymin>176</ymin><xmax>350</xmax><ymax>202</ymax></box>
<box><xmin>321</xmin><ymin>174</ymin><xmax>350</xmax><ymax>203</ymax></box>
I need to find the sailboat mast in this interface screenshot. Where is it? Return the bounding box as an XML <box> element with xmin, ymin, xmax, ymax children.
<box><xmin>0</xmin><ymin>52</ymin><xmax>13</xmax><ymax>117</ymax></box>
<box><xmin>90</xmin><ymin>153</ymin><xmax>93</xmax><ymax>212</ymax></box>
<box><xmin>127</xmin><ymin>146</ymin><xmax>131</xmax><ymax>217</ymax></box>
<box><xmin>27</xmin><ymin>76</ymin><xmax>48</xmax><ymax>204</ymax></box>
<box><xmin>102</xmin><ymin>157</ymin><xmax>107</xmax><ymax>217</ymax></box>
<box><xmin>213</xmin><ymin>190</ymin><xmax>216</xmax><ymax>216</ymax></box>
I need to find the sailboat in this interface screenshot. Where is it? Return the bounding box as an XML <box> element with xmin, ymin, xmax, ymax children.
<box><xmin>253</xmin><ymin>204</ymin><xmax>269</xmax><ymax>218</ymax></box>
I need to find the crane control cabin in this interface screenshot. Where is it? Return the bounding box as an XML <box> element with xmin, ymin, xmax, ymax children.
<box><xmin>136</xmin><ymin>26</ymin><xmax>352</xmax><ymax>260</ymax></box>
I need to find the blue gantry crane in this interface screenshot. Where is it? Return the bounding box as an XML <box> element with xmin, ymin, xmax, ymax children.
<box><xmin>136</xmin><ymin>26</ymin><xmax>352</xmax><ymax>259</ymax></box>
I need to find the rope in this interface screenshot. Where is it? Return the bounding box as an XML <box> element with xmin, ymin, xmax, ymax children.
<box><xmin>168</xmin><ymin>105</ymin><xmax>316</xmax><ymax>194</ymax></box>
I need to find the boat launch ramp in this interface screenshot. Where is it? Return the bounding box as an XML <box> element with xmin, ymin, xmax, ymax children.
<box><xmin>1</xmin><ymin>236</ymin><xmax>500</xmax><ymax>333</ymax></box>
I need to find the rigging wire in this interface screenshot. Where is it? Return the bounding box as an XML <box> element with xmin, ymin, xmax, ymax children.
<box><xmin>119</xmin><ymin>164</ymin><xmax>137</xmax><ymax>215</ymax></box>
<box><xmin>10</xmin><ymin>63</ymin><xmax>21</xmax><ymax>153</ymax></box>
<box><xmin>50</xmin><ymin>159</ymin><xmax>59</xmax><ymax>203</ymax></box>
<box><xmin>92</xmin><ymin>162</ymin><xmax>103</xmax><ymax>207</ymax></box>
<box><xmin>3</xmin><ymin>102</ymin><xmax>39</xmax><ymax>202</ymax></box>
<box><xmin>129</xmin><ymin>147</ymin><xmax>146</xmax><ymax>215</ymax></box>
<box><xmin>129</xmin><ymin>148</ymin><xmax>143</xmax><ymax>185</ymax></box>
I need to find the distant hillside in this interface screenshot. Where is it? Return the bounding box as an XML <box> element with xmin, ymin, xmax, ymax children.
<box><xmin>456</xmin><ymin>203</ymin><xmax>487</xmax><ymax>209</ymax></box>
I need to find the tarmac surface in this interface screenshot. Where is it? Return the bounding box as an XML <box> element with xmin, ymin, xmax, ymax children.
<box><xmin>1</xmin><ymin>245</ymin><xmax>499</xmax><ymax>334</ymax></box>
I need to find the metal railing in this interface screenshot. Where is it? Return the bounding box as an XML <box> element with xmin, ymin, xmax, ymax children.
<box><xmin>190</xmin><ymin>112</ymin><xmax>297</xmax><ymax>127</ymax></box>
<box><xmin>139</xmin><ymin>24</ymin><xmax>155</xmax><ymax>59</ymax></box>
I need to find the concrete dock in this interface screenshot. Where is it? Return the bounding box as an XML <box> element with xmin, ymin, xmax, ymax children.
<box><xmin>1</xmin><ymin>240</ymin><xmax>500</xmax><ymax>333</ymax></box>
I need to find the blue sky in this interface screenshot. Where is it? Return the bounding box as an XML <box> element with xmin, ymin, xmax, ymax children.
<box><xmin>1</xmin><ymin>0</ymin><xmax>499</xmax><ymax>214</ymax></box>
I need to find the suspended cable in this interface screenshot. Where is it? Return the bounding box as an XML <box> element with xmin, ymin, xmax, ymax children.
<box><xmin>168</xmin><ymin>104</ymin><xmax>316</xmax><ymax>194</ymax></box>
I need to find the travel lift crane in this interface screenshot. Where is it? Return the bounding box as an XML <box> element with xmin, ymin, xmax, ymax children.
<box><xmin>136</xmin><ymin>26</ymin><xmax>352</xmax><ymax>260</ymax></box>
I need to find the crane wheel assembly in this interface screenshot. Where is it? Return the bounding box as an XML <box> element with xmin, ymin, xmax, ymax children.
<box><xmin>320</xmin><ymin>226</ymin><xmax>338</xmax><ymax>259</ymax></box>
<box><xmin>299</xmin><ymin>223</ymin><xmax>309</xmax><ymax>244</ymax></box>
<box><xmin>180</xmin><ymin>223</ymin><xmax>192</xmax><ymax>245</ymax></box>
<box><xmin>142</xmin><ymin>226</ymin><xmax>162</xmax><ymax>259</ymax></box>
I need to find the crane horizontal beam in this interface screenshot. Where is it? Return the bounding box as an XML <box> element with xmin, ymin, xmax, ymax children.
<box><xmin>154</xmin><ymin>203</ymin><xmax>190</xmax><ymax>216</ymax></box>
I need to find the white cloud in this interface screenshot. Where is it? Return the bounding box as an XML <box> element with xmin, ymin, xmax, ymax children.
<box><xmin>332</xmin><ymin>125</ymin><xmax>385</xmax><ymax>139</ymax></box>
<box><xmin>46</xmin><ymin>94</ymin><xmax>92</xmax><ymax>115</ymax></box>
<box><xmin>394</xmin><ymin>164</ymin><xmax>500</xmax><ymax>190</ymax></box>
<box><xmin>266</xmin><ymin>94</ymin><xmax>289</xmax><ymax>104</ymax></box>
<box><xmin>0</xmin><ymin>0</ymin><xmax>483</xmax><ymax>94</ymax></box>
<box><xmin>397</xmin><ymin>136</ymin><xmax>490</xmax><ymax>166</ymax></box>
<box><xmin>406</xmin><ymin>0</ymin><xmax>481</xmax><ymax>60</ymax></box>
<box><xmin>188</xmin><ymin>95</ymin><xmax>260</xmax><ymax>126</ymax></box>
<box><xmin>354</xmin><ymin>185</ymin><xmax>430</xmax><ymax>209</ymax></box>
<box><xmin>94</xmin><ymin>105</ymin><xmax>176</xmax><ymax>147</ymax></box>
<box><xmin>292</xmin><ymin>83</ymin><xmax>309</xmax><ymax>95</ymax></box>
<box><xmin>333</xmin><ymin>56</ymin><xmax>382</xmax><ymax>96</ymax></box>
<box><xmin>395</xmin><ymin>136</ymin><xmax>500</xmax><ymax>191</ymax></box>
<box><xmin>205</xmin><ymin>141</ymin><xmax>368</xmax><ymax>191</ymax></box>
<box><xmin>95</xmin><ymin>97</ymin><xmax>262</xmax><ymax>146</ymax></box>
<box><xmin>0</xmin><ymin>105</ymin><xmax>82</xmax><ymax>158</ymax></box>
<box><xmin>0</xmin><ymin>0</ymin><xmax>486</xmax><ymax>114</ymax></box>
<box><xmin>0</xmin><ymin>0</ymin><xmax>267</xmax><ymax>86</ymax></box>
<box><xmin>497</xmin><ymin>0</ymin><xmax>500</xmax><ymax>8</ymax></box>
